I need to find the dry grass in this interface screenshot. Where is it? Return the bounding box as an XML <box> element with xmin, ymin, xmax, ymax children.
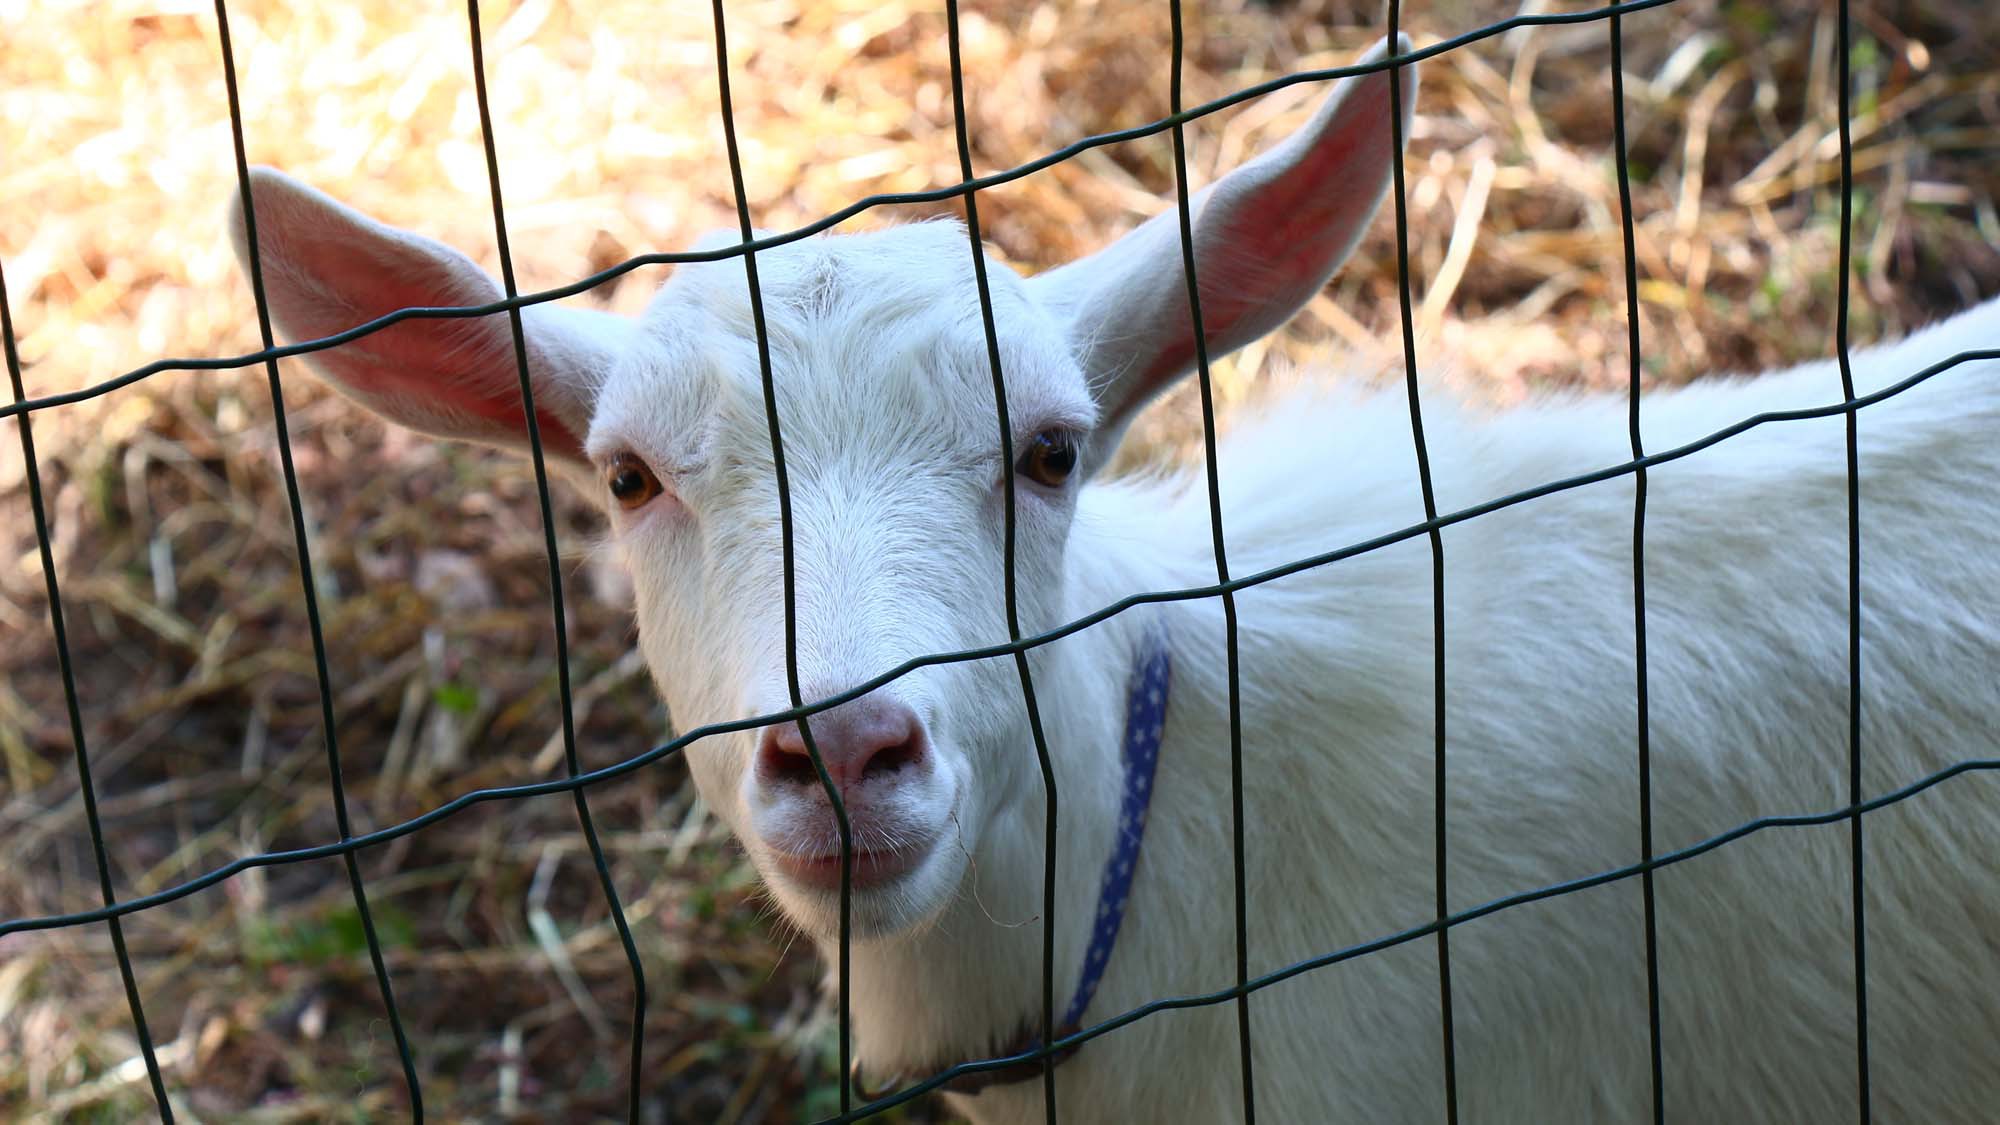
<box><xmin>2</xmin><ymin>0</ymin><xmax>1996</xmax><ymax>1120</ymax></box>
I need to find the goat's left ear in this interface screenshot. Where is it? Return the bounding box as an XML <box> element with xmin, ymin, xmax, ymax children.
<box><xmin>1029</xmin><ymin>35</ymin><xmax>1416</xmax><ymax>469</ymax></box>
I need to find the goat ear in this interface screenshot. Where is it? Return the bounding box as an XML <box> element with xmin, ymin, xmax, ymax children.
<box><xmin>227</xmin><ymin>167</ymin><xmax>624</xmax><ymax>464</ymax></box>
<box><xmin>1030</xmin><ymin>35</ymin><xmax>1415</xmax><ymax>469</ymax></box>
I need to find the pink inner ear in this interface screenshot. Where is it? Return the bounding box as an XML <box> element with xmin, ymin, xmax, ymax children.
<box><xmin>320</xmin><ymin>316</ymin><xmax>588</xmax><ymax>461</ymax></box>
<box><xmin>447</xmin><ymin>390</ymin><xmax>587</xmax><ymax>462</ymax></box>
<box><xmin>1141</xmin><ymin>73</ymin><xmax>1398</xmax><ymax>386</ymax></box>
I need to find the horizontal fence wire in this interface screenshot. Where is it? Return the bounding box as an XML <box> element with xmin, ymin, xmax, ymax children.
<box><xmin>805</xmin><ymin>759</ymin><xmax>2000</xmax><ymax>1122</ymax></box>
<box><xmin>0</xmin><ymin>0</ymin><xmax>1695</xmax><ymax>428</ymax></box>
<box><xmin>6</xmin><ymin>342</ymin><xmax>1997</xmax><ymax>936</ymax></box>
<box><xmin>3</xmin><ymin>0</ymin><xmax>1985</xmax><ymax>1120</ymax></box>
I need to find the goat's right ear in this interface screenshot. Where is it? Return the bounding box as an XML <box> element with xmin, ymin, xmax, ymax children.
<box><xmin>228</xmin><ymin>167</ymin><xmax>629</xmax><ymax>464</ymax></box>
<box><xmin>1029</xmin><ymin>35</ymin><xmax>1415</xmax><ymax>471</ymax></box>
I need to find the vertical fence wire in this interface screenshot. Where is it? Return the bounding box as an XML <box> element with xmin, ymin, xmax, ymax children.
<box><xmin>1607</xmin><ymin>11</ymin><xmax>1667</xmax><ymax>1122</ymax></box>
<box><xmin>1163</xmin><ymin>3</ymin><xmax>1257</xmax><ymax>1119</ymax></box>
<box><xmin>1380</xmin><ymin>15</ymin><xmax>1460</xmax><ymax>1122</ymax></box>
<box><xmin>939</xmin><ymin>3</ymin><xmax>1067</xmax><ymax>1116</ymax></box>
<box><xmin>460</xmin><ymin>4</ymin><xmax>650</xmax><ymax>1119</ymax></box>
<box><xmin>704</xmin><ymin>0</ymin><xmax>856</xmax><ymax>1111</ymax></box>
<box><xmin>1831</xmin><ymin>0</ymin><xmax>1870</xmax><ymax>1117</ymax></box>
<box><xmin>211</xmin><ymin>2</ymin><xmax>425</xmax><ymax>1116</ymax></box>
<box><xmin>1</xmin><ymin>266</ymin><xmax>176</xmax><ymax>1124</ymax></box>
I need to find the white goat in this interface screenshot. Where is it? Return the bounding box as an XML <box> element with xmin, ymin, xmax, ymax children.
<box><xmin>230</xmin><ymin>36</ymin><xmax>1999</xmax><ymax>1125</ymax></box>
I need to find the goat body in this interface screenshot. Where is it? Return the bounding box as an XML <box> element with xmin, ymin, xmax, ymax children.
<box><xmin>232</xmin><ymin>35</ymin><xmax>1998</xmax><ymax>1124</ymax></box>
<box><xmin>926</xmin><ymin>305</ymin><xmax>2000</xmax><ymax>1122</ymax></box>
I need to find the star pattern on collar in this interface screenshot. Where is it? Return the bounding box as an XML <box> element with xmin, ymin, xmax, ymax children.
<box><xmin>1061</xmin><ymin>631</ymin><xmax>1170</xmax><ymax>1032</ymax></box>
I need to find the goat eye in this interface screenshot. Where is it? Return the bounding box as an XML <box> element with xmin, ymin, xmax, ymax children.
<box><xmin>1015</xmin><ymin>429</ymin><xmax>1078</xmax><ymax>488</ymax></box>
<box><xmin>605</xmin><ymin>452</ymin><xmax>664</xmax><ymax>510</ymax></box>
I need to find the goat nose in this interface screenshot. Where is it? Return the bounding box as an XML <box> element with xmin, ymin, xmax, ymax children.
<box><xmin>755</xmin><ymin>695</ymin><xmax>928</xmax><ymax>794</ymax></box>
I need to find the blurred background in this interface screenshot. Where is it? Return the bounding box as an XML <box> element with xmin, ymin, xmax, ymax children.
<box><xmin>2</xmin><ymin>0</ymin><xmax>1995</xmax><ymax>1120</ymax></box>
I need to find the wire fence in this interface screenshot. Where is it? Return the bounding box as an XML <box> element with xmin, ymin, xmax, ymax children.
<box><xmin>4</xmin><ymin>0</ymin><xmax>1997</xmax><ymax>1122</ymax></box>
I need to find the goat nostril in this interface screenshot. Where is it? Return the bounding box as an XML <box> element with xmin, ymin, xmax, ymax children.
<box><xmin>862</xmin><ymin>736</ymin><xmax>923</xmax><ymax>780</ymax></box>
<box><xmin>759</xmin><ymin>732</ymin><xmax>826</xmax><ymax>788</ymax></box>
<box><xmin>755</xmin><ymin>700</ymin><xmax>929</xmax><ymax>793</ymax></box>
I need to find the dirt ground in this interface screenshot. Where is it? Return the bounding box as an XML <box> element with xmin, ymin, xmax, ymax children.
<box><xmin>3</xmin><ymin>0</ymin><xmax>1996</xmax><ymax>1120</ymax></box>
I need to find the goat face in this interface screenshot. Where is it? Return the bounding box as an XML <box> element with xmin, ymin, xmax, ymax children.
<box><xmin>227</xmin><ymin>36</ymin><xmax>1411</xmax><ymax>942</ymax></box>
<box><xmin>595</xmin><ymin>228</ymin><xmax>1095</xmax><ymax>938</ymax></box>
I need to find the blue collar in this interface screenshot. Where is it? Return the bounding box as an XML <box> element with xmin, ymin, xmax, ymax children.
<box><xmin>913</xmin><ymin>631</ymin><xmax>1171</xmax><ymax>1097</ymax></box>
<box><xmin>1062</xmin><ymin>631</ymin><xmax>1170</xmax><ymax>1030</ymax></box>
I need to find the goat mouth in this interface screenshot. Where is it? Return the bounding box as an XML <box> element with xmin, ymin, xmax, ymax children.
<box><xmin>766</xmin><ymin>842</ymin><xmax>929</xmax><ymax>892</ymax></box>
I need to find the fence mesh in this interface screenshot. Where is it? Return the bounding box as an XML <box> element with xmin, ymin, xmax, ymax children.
<box><xmin>4</xmin><ymin>0</ymin><xmax>1998</xmax><ymax>1122</ymax></box>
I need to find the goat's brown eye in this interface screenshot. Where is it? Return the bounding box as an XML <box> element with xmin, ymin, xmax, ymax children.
<box><xmin>1016</xmin><ymin>429</ymin><xmax>1078</xmax><ymax>488</ymax></box>
<box><xmin>606</xmin><ymin>452</ymin><xmax>664</xmax><ymax>510</ymax></box>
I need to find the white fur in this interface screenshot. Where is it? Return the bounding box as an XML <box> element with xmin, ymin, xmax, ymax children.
<box><xmin>231</xmin><ymin>37</ymin><xmax>1999</xmax><ymax>1122</ymax></box>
